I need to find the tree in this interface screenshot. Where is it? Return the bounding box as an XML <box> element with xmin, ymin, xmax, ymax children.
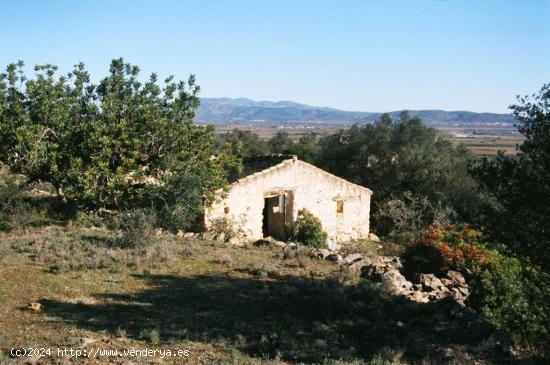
<box><xmin>473</xmin><ymin>83</ymin><xmax>550</xmax><ymax>269</ymax></box>
<box><xmin>317</xmin><ymin>112</ymin><xmax>482</xmax><ymax>234</ymax></box>
<box><xmin>217</xmin><ymin>129</ymin><xmax>271</xmax><ymax>156</ymax></box>
<box><xmin>0</xmin><ymin>59</ymin><xmax>239</xmax><ymax>229</ymax></box>
<box><xmin>268</xmin><ymin>131</ymin><xmax>294</xmax><ymax>153</ymax></box>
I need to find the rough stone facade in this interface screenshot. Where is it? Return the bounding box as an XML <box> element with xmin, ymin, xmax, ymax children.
<box><xmin>205</xmin><ymin>155</ymin><xmax>372</xmax><ymax>243</ymax></box>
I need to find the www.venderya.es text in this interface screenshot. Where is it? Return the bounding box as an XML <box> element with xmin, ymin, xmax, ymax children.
<box><xmin>10</xmin><ymin>347</ymin><xmax>190</xmax><ymax>359</ymax></box>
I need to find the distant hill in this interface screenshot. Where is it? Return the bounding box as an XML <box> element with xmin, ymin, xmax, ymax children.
<box><xmin>197</xmin><ymin>97</ymin><xmax>516</xmax><ymax>125</ymax></box>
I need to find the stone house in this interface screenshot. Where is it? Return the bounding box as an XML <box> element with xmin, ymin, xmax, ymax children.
<box><xmin>205</xmin><ymin>155</ymin><xmax>372</xmax><ymax>243</ymax></box>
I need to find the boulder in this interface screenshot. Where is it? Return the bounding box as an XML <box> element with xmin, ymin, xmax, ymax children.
<box><xmin>325</xmin><ymin>253</ymin><xmax>342</xmax><ymax>262</ymax></box>
<box><xmin>227</xmin><ymin>237</ymin><xmax>241</xmax><ymax>245</ymax></box>
<box><xmin>214</xmin><ymin>232</ymin><xmax>226</xmax><ymax>242</ymax></box>
<box><xmin>342</xmin><ymin>253</ymin><xmax>363</xmax><ymax>266</ymax></box>
<box><xmin>368</xmin><ymin>233</ymin><xmax>380</xmax><ymax>242</ymax></box>
<box><xmin>441</xmin><ymin>278</ymin><xmax>454</xmax><ymax>287</ymax></box>
<box><xmin>176</xmin><ymin>230</ymin><xmax>185</xmax><ymax>237</ymax></box>
<box><xmin>348</xmin><ymin>259</ymin><xmax>368</xmax><ymax>271</ymax></box>
<box><xmin>407</xmin><ymin>290</ymin><xmax>430</xmax><ymax>303</ymax></box>
<box><xmin>446</xmin><ymin>270</ymin><xmax>466</xmax><ymax>286</ymax></box>
<box><xmin>184</xmin><ymin>232</ymin><xmax>195</xmax><ymax>238</ymax></box>
<box><xmin>380</xmin><ymin>269</ymin><xmax>413</xmax><ymax>294</ymax></box>
<box><xmin>381</xmin><ymin>256</ymin><xmax>403</xmax><ymax>270</ymax></box>
<box><xmin>314</xmin><ymin>249</ymin><xmax>331</xmax><ymax>259</ymax></box>
<box><xmin>417</xmin><ymin>273</ymin><xmax>446</xmax><ymax>292</ymax></box>
<box><xmin>27</xmin><ymin>302</ymin><xmax>42</xmax><ymax>312</ymax></box>
<box><xmin>202</xmin><ymin>232</ymin><xmax>216</xmax><ymax>241</ymax></box>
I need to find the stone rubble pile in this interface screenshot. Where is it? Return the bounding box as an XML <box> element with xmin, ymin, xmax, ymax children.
<box><xmin>311</xmin><ymin>249</ymin><xmax>470</xmax><ymax>306</ymax></box>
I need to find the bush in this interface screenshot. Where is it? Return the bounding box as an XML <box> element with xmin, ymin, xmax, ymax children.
<box><xmin>0</xmin><ymin>175</ymin><xmax>29</xmax><ymax>231</ymax></box>
<box><xmin>291</xmin><ymin>209</ymin><xmax>327</xmax><ymax>248</ymax></box>
<box><xmin>469</xmin><ymin>255</ymin><xmax>550</xmax><ymax>358</ymax></box>
<box><xmin>117</xmin><ymin>209</ymin><xmax>157</xmax><ymax>248</ymax></box>
<box><xmin>402</xmin><ymin>224</ymin><xmax>493</xmax><ymax>276</ymax></box>
<box><xmin>403</xmin><ymin>223</ymin><xmax>550</xmax><ymax>358</ymax></box>
<box><xmin>373</xmin><ymin>192</ymin><xmax>433</xmax><ymax>243</ymax></box>
<box><xmin>153</xmin><ymin>174</ymin><xmax>204</xmax><ymax>232</ymax></box>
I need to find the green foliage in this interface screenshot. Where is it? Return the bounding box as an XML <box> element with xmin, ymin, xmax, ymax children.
<box><xmin>268</xmin><ymin>131</ymin><xmax>294</xmax><ymax>153</ymax></box>
<box><xmin>152</xmin><ymin>174</ymin><xmax>204</xmax><ymax>232</ymax></box>
<box><xmin>0</xmin><ymin>59</ymin><xmax>240</xmax><ymax>216</ymax></box>
<box><xmin>117</xmin><ymin>209</ymin><xmax>157</xmax><ymax>249</ymax></box>
<box><xmin>291</xmin><ymin>209</ymin><xmax>327</xmax><ymax>248</ymax></box>
<box><xmin>0</xmin><ymin>174</ymin><xmax>28</xmax><ymax>231</ymax></box>
<box><xmin>403</xmin><ymin>224</ymin><xmax>549</xmax><ymax>357</ymax></box>
<box><xmin>373</xmin><ymin>192</ymin><xmax>432</xmax><ymax>243</ymax></box>
<box><xmin>472</xmin><ymin>83</ymin><xmax>550</xmax><ymax>269</ymax></box>
<box><xmin>318</xmin><ymin>112</ymin><xmax>482</xmax><ymax>235</ymax></box>
<box><xmin>402</xmin><ymin>224</ymin><xmax>493</xmax><ymax>276</ymax></box>
<box><xmin>469</xmin><ymin>255</ymin><xmax>550</xmax><ymax>357</ymax></box>
<box><xmin>218</xmin><ymin>129</ymin><xmax>271</xmax><ymax>157</ymax></box>
<box><xmin>268</xmin><ymin>131</ymin><xmax>320</xmax><ymax>163</ymax></box>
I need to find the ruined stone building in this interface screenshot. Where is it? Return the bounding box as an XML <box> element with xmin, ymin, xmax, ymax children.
<box><xmin>205</xmin><ymin>155</ymin><xmax>372</xmax><ymax>243</ymax></box>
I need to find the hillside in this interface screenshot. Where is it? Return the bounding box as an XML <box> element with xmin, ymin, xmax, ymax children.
<box><xmin>197</xmin><ymin>97</ymin><xmax>517</xmax><ymax>125</ymax></box>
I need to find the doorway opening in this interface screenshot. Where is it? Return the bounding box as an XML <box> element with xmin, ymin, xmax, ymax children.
<box><xmin>262</xmin><ymin>193</ymin><xmax>291</xmax><ymax>240</ymax></box>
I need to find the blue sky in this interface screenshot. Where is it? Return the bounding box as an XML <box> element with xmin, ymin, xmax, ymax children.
<box><xmin>1</xmin><ymin>0</ymin><xmax>549</xmax><ymax>113</ymax></box>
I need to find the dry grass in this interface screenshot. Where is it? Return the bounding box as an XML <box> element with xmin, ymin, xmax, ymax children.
<box><xmin>0</xmin><ymin>225</ymin><xmax>513</xmax><ymax>364</ymax></box>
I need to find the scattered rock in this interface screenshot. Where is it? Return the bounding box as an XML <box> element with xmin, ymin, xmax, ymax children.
<box><xmin>417</xmin><ymin>273</ymin><xmax>445</xmax><ymax>292</ymax></box>
<box><xmin>202</xmin><ymin>232</ymin><xmax>216</xmax><ymax>241</ymax></box>
<box><xmin>313</xmin><ymin>248</ymin><xmax>331</xmax><ymax>259</ymax></box>
<box><xmin>176</xmin><ymin>230</ymin><xmax>185</xmax><ymax>237</ymax></box>
<box><xmin>284</xmin><ymin>242</ymin><xmax>298</xmax><ymax>251</ymax></box>
<box><xmin>348</xmin><ymin>259</ymin><xmax>368</xmax><ymax>271</ymax></box>
<box><xmin>342</xmin><ymin>253</ymin><xmax>363</xmax><ymax>266</ymax></box>
<box><xmin>155</xmin><ymin>228</ymin><xmax>163</xmax><ymax>236</ymax></box>
<box><xmin>368</xmin><ymin>233</ymin><xmax>380</xmax><ymax>242</ymax></box>
<box><xmin>407</xmin><ymin>290</ymin><xmax>430</xmax><ymax>303</ymax></box>
<box><xmin>227</xmin><ymin>237</ymin><xmax>241</xmax><ymax>245</ymax></box>
<box><xmin>184</xmin><ymin>232</ymin><xmax>195</xmax><ymax>238</ymax></box>
<box><xmin>78</xmin><ymin>337</ymin><xmax>97</xmax><ymax>347</ymax></box>
<box><xmin>271</xmin><ymin>239</ymin><xmax>287</xmax><ymax>248</ymax></box>
<box><xmin>380</xmin><ymin>270</ymin><xmax>413</xmax><ymax>294</ymax></box>
<box><xmin>446</xmin><ymin>270</ymin><xmax>466</xmax><ymax>286</ymax></box>
<box><xmin>214</xmin><ymin>232</ymin><xmax>225</xmax><ymax>242</ymax></box>
<box><xmin>325</xmin><ymin>253</ymin><xmax>342</xmax><ymax>262</ymax></box>
<box><xmin>27</xmin><ymin>302</ymin><xmax>41</xmax><ymax>312</ymax></box>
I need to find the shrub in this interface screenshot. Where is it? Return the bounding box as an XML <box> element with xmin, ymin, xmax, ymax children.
<box><xmin>373</xmin><ymin>192</ymin><xmax>432</xmax><ymax>243</ymax></box>
<box><xmin>153</xmin><ymin>174</ymin><xmax>204</xmax><ymax>232</ymax></box>
<box><xmin>469</xmin><ymin>255</ymin><xmax>550</xmax><ymax>358</ymax></box>
<box><xmin>117</xmin><ymin>209</ymin><xmax>157</xmax><ymax>249</ymax></box>
<box><xmin>402</xmin><ymin>224</ymin><xmax>493</xmax><ymax>276</ymax></box>
<box><xmin>291</xmin><ymin>209</ymin><xmax>327</xmax><ymax>248</ymax></box>
<box><xmin>0</xmin><ymin>175</ymin><xmax>29</xmax><ymax>231</ymax></box>
<box><xmin>403</xmin><ymin>223</ymin><xmax>550</xmax><ymax>358</ymax></box>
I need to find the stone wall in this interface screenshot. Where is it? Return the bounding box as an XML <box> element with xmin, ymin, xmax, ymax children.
<box><xmin>205</xmin><ymin>158</ymin><xmax>371</xmax><ymax>243</ymax></box>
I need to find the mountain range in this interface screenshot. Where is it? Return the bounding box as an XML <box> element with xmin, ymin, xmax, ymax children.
<box><xmin>196</xmin><ymin>97</ymin><xmax>516</xmax><ymax>125</ymax></box>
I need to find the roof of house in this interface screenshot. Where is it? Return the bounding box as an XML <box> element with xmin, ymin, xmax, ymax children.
<box><xmin>227</xmin><ymin>154</ymin><xmax>373</xmax><ymax>194</ymax></box>
<box><xmin>228</xmin><ymin>154</ymin><xmax>297</xmax><ymax>183</ymax></box>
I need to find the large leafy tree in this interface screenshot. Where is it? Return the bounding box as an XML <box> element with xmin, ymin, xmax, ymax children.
<box><xmin>217</xmin><ymin>129</ymin><xmax>271</xmax><ymax>156</ymax></box>
<box><xmin>0</xmin><ymin>59</ymin><xmax>239</xmax><ymax>224</ymax></box>
<box><xmin>473</xmin><ymin>84</ymin><xmax>550</xmax><ymax>269</ymax></box>
<box><xmin>317</xmin><ymin>112</ymin><xmax>481</xmax><ymax>227</ymax></box>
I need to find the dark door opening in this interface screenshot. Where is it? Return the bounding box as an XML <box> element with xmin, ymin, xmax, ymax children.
<box><xmin>262</xmin><ymin>195</ymin><xmax>287</xmax><ymax>240</ymax></box>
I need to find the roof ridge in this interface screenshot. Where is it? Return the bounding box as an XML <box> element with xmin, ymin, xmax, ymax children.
<box><xmin>295</xmin><ymin>159</ymin><xmax>373</xmax><ymax>194</ymax></box>
<box><xmin>228</xmin><ymin>156</ymin><xmax>372</xmax><ymax>195</ymax></box>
